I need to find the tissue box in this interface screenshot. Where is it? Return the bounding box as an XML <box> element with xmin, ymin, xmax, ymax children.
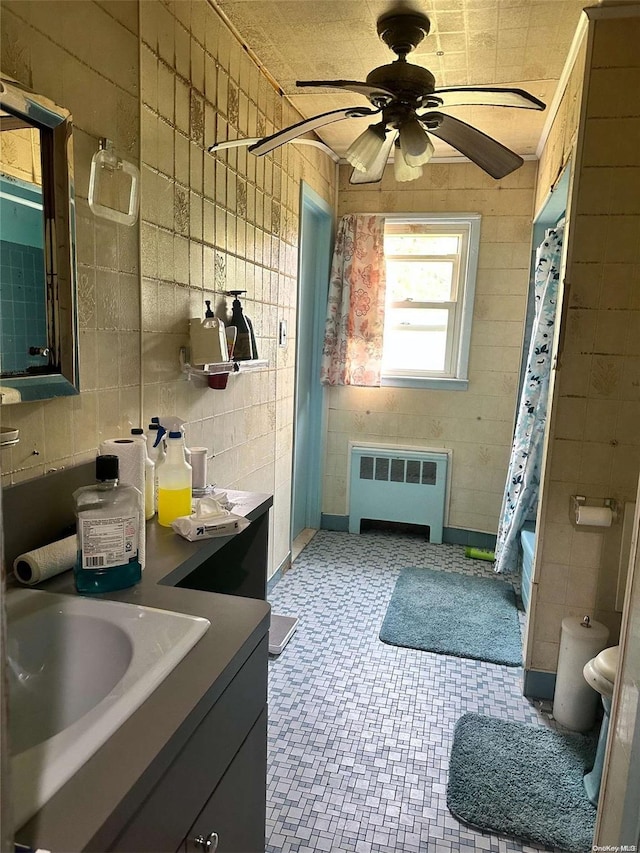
<box><xmin>190</xmin><ymin>318</ymin><xmax>227</xmax><ymax>366</ymax></box>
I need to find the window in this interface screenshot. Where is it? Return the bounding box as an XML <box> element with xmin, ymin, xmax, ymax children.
<box><xmin>381</xmin><ymin>215</ymin><xmax>480</xmax><ymax>390</ymax></box>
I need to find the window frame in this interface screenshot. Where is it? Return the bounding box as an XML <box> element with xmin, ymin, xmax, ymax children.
<box><xmin>380</xmin><ymin>213</ymin><xmax>481</xmax><ymax>391</ymax></box>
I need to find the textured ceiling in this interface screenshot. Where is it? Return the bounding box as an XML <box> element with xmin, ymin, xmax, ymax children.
<box><xmin>215</xmin><ymin>0</ymin><xmax>588</xmax><ymax>161</ymax></box>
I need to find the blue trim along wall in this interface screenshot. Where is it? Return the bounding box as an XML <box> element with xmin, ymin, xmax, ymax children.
<box><xmin>320</xmin><ymin>514</ymin><xmax>498</xmax><ymax>549</ymax></box>
<box><xmin>291</xmin><ymin>182</ymin><xmax>333</xmax><ymax>537</ymax></box>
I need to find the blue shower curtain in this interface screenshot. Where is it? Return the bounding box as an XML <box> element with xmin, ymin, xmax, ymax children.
<box><xmin>494</xmin><ymin>223</ymin><xmax>564</xmax><ymax>574</ymax></box>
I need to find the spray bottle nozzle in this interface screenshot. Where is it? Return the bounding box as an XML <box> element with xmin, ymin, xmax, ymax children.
<box><xmin>204</xmin><ymin>300</ymin><xmax>214</xmax><ymax>318</ymax></box>
<box><xmin>225</xmin><ymin>290</ymin><xmax>247</xmax><ymax>298</ymax></box>
<box><xmin>153</xmin><ymin>416</ymin><xmax>186</xmax><ymax>446</ymax></box>
<box><xmin>153</xmin><ymin>425</ymin><xmax>166</xmax><ymax>447</ymax></box>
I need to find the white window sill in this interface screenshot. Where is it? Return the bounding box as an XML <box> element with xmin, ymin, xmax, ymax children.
<box><xmin>380</xmin><ymin>375</ymin><xmax>469</xmax><ymax>391</ymax></box>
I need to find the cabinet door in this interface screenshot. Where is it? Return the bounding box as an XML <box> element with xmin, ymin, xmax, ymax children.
<box><xmin>183</xmin><ymin>708</ymin><xmax>267</xmax><ymax>853</ymax></box>
<box><xmin>108</xmin><ymin>637</ymin><xmax>267</xmax><ymax>852</ymax></box>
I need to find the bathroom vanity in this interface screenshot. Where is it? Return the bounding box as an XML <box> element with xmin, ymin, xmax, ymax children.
<box><xmin>4</xmin><ymin>470</ymin><xmax>272</xmax><ymax>853</ymax></box>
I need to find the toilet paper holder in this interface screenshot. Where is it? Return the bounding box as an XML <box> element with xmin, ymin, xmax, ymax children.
<box><xmin>570</xmin><ymin>495</ymin><xmax>618</xmax><ymax>527</ymax></box>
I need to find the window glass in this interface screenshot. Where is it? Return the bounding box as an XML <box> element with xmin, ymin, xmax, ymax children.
<box><xmin>381</xmin><ymin>216</ymin><xmax>479</xmax><ymax>385</ymax></box>
<box><xmin>384</xmin><ymin>234</ymin><xmax>460</xmax><ymax>255</ymax></box>
<box><xmin>386</xmin><ymin>260</ymin><xmax>455</xmax><ymax>302</ymax></box>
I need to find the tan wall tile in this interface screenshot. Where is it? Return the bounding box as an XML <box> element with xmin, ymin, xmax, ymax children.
<box><xmin>531</xmin><ymin>16</ymin><xmax>640</xmax><ymax>685</ymax></box>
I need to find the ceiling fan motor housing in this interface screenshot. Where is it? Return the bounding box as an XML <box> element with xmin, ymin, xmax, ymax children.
<box><xmin>377</xmin><ymin>12</ymin><xmax>431</xmax><ymax>57</ymax></box>
<box><xmin>366</xmin><ymin>61</ymin><xmax>436</xmax><ymax>102</ymax></box>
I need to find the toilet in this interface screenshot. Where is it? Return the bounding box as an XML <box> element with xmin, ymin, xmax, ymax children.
<box><xmin>582</xmin><ymin>645</ymin><xmax>620</xmax><ymax>806</ymax></box>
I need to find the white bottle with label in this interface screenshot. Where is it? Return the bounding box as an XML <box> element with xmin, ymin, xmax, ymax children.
<box><xmin>73</xmin><ymin>454</ymin><xmax>143</xmax><ymax>594</ymax></box>
<box><xmin>131</xmin><ymin>428</ymin><xmax>156</xmax><ymax>519</ymax></box>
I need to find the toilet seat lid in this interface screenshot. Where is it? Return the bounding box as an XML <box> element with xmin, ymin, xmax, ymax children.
<box><xmin>594</xmin><ymin>645</ymin><xmax>620</xmax><ymax>683</ymax></box>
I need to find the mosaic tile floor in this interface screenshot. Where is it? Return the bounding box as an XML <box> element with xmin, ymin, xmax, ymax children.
<box><xmin>266</xmin><ymin>529</ymin><xmax>559</xmax><ymax>853</ymax></box>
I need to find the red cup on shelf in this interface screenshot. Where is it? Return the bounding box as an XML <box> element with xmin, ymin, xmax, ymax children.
<box><xmin>208</xmin><ymin>373</ymin><xmax>229</xmax><ymax>389</ymax></box>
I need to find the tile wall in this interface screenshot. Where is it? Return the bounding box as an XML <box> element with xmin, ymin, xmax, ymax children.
<box><xmin>534</xmin><ymin>34</ymin><xmax>586</xmax><ymax>217</ymax></box>
<box><xmin>0</xmin><ymin>0</ymin><xmax>141</xmax><ymax>480</ymax></box>
<box><xmin>0</xmin><ymin>126</ymin><xmax>42</xmax><ymax>185</ymax></box>
<box><xmin>0</xmin><ymin>0</ymin><xmax>336</xmax><ymax>579</ymax></box>
<box><xmin>326</xmin><ymin>161</ymin><xmax>537</xmax><ymax>534</ymax></box>
<box><xmin>528</xmin><ymin>13</ymin><xmax>640</xmax><ymax>673</ymax></box>
<box><xmin>1</xmin><ymin>134</ymin><xmax>48</xmax><ymax>374</ymax></box>
<box><xmin>138</xmin><ymin>1</ymin><xmax>335</xmax><ymax>574</ymax></box>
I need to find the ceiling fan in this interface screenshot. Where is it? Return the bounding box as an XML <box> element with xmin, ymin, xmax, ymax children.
<box><xmin>209</xmin><ymin>10</ymin><xmax>545</xmax><ymax>184</ymax></box>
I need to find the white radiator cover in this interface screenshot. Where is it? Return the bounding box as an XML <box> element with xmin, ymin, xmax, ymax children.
<box><xmin>348</xmin><ymin>443</ymin><xmax>451</xmax><ymax>543</ymax></box>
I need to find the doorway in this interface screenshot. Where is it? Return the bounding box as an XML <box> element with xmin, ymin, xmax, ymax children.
<box><xmin>291</xmin><ymin>183</ymin><xmax>333</xmax><ymax>543</ymax></box>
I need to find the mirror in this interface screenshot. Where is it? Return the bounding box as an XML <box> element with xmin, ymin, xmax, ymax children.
<box><xmin>0</xmin><ymin>76</ymin><xmax>78</xmax><ymax>404</ymax></box>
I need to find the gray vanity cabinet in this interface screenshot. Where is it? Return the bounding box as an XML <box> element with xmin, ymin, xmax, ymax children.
<box><xmin>5</xmin><ymin>474</ymin><xmax>272</xmax><ymax>853</ymax></box>
<box><xmin>108</xmin><ymin>636</ymin><xmax>268</xmax><ymax>853</ymax></box>
<box><xmin>183</xmin><ymin>709</ymin><xmax>267</xmax><ymax>853</ymax></box>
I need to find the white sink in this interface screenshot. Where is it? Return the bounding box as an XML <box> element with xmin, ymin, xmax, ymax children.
<box><xmin>8</xmin><ymin>588</ymin><xmax>210</xmax><ymax>827</ymax></box>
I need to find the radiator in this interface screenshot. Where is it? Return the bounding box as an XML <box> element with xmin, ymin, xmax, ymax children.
<box><xmin>348</xmin><ymin>445</ymin><xmax>449</xmax><ymax>543</ymax></box>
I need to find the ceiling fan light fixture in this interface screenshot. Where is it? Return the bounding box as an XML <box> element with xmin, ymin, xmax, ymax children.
<box><xmin>346</xmin><ymin>123</ymin><xmax>387</xmax><ymax>172</ymax></box>
<box><xmin>394</xmin><ymin>142</ymin><xmax>423</xmax><ymax>183</ymax></box>
<box><xmin>399</xmin><ymin>118</ymin><xmax>434</xmax><ymax>166</ymax></box>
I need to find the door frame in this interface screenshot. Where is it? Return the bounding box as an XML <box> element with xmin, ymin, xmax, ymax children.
<box><xmin>291</xmin><ymin>182</ymin><xmax>333</xmax><ymax>538</ymax></box>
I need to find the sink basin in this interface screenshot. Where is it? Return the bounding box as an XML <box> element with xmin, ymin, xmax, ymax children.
<box><xmin>8</xmin><ymin>588</ymin><xmax>210</xmax><ymax>827</ymax></box>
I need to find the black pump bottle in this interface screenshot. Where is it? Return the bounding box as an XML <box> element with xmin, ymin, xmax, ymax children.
<box><xmin>226</xmin><ymin>290</ymin><xmax>257</xmax><ymax>360</ymax></box>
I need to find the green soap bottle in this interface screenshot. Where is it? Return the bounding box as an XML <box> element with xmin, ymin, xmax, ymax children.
<box><xmin>73</xmin><ymin>454</ymin><xmax>143</xmax><ymax>594</ymax></box>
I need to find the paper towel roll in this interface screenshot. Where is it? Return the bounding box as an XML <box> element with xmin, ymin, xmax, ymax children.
<box><xmin>99</xmin><ymin>438</ymin><xmax>146</xmax><ymax>569</ymax></box>
<box><xmin>553</xmin><ymin>616</ymin><xmax>610</xmax><ymax>731</ymax></box>
<box><xmin>575</xmin><ymin>505</ymin><xmax>613</xmax><ymax>527</ymax></box>
<box><xmin>100</xmin><ymin>438</ymin><xmax>145</xmax><ymax>495</ymax></box>
<box><xmin>14</xmin><ymin>535</ymin><xmax>77</xmax><ymax>585</ymax></box>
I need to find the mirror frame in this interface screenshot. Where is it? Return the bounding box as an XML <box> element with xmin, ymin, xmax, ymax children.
<box><xmin>0</xmin><ymin>76</ymin><xmax>79</xmax><ymax>403</ymax></box>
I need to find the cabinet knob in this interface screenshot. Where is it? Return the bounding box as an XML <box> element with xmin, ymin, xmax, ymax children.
<box><xmin>193</xmin><ymin>831</ymin><xmax>219</xmax><ymax>852</ymax></box>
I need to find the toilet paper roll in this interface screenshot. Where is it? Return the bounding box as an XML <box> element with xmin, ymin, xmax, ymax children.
<box><xmin>14</xmin><ymin>535</ymin><xmax>77</xmax><ymax>585</ymax></box>
<box><xmin>575</xmin><ymin>505</ymin><xmax>613</xmax><ymax>527</ymax></box>
<box><xmin>553</xmin><ymin>616</ymin><xmax>610</xmax><ymax>732</ymax></box>
<box><xmin>99</xmin><ymin>438</ymin><xmax>146</xmax><ymax>570</ymax></box>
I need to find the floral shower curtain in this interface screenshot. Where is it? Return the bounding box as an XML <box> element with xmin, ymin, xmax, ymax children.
<box><xmin>320</xmin><ymin>214</ymin><xmax>386</xmax><ymax>386</ymax></box>
<box><xmin>494</xmin><ymin>223</ymin><xmax>564</xmax><ymax>574</ymax></box>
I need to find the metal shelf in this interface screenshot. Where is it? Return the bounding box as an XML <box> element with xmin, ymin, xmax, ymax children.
<box><xmin>179</xmin><ymin>347</ymin><xmax>268</xmax><ymax>380</ymax></box>
<box><xmin>234</xmin><ymin>358</ymin><xmax>269</xmax><ymax>372</ymax></box>
<box><xmin>1</xmin><ymin>426</ymin><xmax>20</xmax><ymax>446</ymax></box>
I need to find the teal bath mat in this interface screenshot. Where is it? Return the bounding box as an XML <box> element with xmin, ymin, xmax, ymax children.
<box><xmin>448</xmin><ymin>713</ymin><xmax>597</xmax><ymax>852</ymax></box>
<box><xmin>379</xmin><ymin>567</ymin><xmax>522</xmax><ymax>666</ymax></box>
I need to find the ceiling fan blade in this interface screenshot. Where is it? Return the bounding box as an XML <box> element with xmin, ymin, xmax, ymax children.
<box><xmin>423</xmin><ymin>111</ymin><xmax>523</xmax><ymax>179</ymax></box>
<box><xmin>248</xmin><ymin>106</ymin><xmax>379</xmax><ymax>156</ymax></box>
<box><xmin>349</xmin><ymin>130</ymin><xmax>398</xmax><ymax>185</ymax></box>
<box><xmin>297</xmin><ymin>79</ymin><xmax>396</xmax><ymax>102</ymax></box>
<box><xmin>433</xmin><ymin>86</ymin><xmax>545</xmax><ymax>110</ymax></box>
<box><xmin>208</xmin><ymin>138</ymin><xmax>259</xmax><ymax>153</ymax></box>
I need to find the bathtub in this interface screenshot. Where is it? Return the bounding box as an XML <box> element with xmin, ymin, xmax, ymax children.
<box><xmin>520</xmin><ymin>525</ymin><xmax>536</xmax><ymax>613</ymax></box>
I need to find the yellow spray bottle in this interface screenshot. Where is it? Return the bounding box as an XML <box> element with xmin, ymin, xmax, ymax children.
<box><xmin>155</xmin><ymin>417</ymin><xmax>192</xmax><ymax>527</ymax></box>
